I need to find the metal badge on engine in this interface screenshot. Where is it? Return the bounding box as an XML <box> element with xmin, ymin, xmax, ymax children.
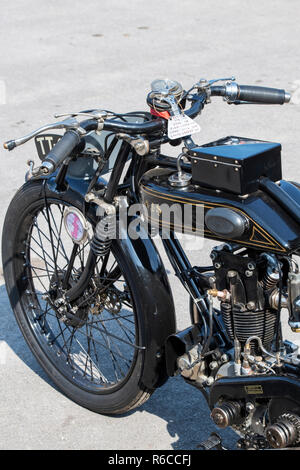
<box><xmin>63</xmin><ymin>207</ymin><xmax>89</xmax><ymax>244</ymax></box>
<box><xmin>244</xmin><ymin>385</ymin><xmax>264</xmax><ymax>395</ymax></box>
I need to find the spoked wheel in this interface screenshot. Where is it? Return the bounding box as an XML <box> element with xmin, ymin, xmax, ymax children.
<box><xmin>2</xmin><ymin>181</ymin><xmax>153</xmax><ymax>414</ymax></box>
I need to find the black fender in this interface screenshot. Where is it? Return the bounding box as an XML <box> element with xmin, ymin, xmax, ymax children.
<box><xmin>44</xmin><ymin>175</ymin><xmax>177</xmax><ymax>390</ymax></box>
<box><xmin>116</xmin><ymin>222</ymin><xmax>176</xmax><ymax>389</ymax></box>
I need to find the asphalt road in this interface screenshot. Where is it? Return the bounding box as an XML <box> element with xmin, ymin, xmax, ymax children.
<box><xmin>0</xmin><ymin>0</ymin><xmax>300</xmax><ymax>450</ymax></box>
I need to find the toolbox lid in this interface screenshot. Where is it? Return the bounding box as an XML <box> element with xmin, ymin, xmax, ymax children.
<box><xmin>190</xmin><ymin>139</ymin><xmax>281</xmax><ymax>161</ymax></box>
<box><xmin>190</xmin><ymin>136</ymin><xmax>282</xmax><ymax>195</ymax></box>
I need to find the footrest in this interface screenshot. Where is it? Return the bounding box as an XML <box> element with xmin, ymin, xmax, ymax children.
<box><xmin>197</xmin><ymin>432</ymin><xmax>225</xmax><ymax>450</ymax></box>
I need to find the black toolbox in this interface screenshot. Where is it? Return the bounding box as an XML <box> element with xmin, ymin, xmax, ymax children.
<box><xmin>190</xmin><ymin>136</ymin><xmax>282</xmax><ymax>195</ymax></box>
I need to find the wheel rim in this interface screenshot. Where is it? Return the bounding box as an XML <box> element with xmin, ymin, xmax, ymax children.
<box><xmin>17</xmin><ymin>197</ymin><xmax>139</xmax><ymax>393</ymax></box>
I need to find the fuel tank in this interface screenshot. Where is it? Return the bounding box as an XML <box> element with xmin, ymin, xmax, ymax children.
<box><xmin>139</xmin><ymin>167</ymin><xmax>300</xmax><ymax>254</ymax></box>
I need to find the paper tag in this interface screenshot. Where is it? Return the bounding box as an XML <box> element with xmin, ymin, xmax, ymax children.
<box><xmin>168</xmin><ymin>113</ymin><xmax>201</xmax><ymax>140</ymax></box>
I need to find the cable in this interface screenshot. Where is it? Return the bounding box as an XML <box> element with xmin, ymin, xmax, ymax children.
<box><xmin>275</xmin><ymin>268</ymin><xmax>282</xmax><ymax>352</ymax></box>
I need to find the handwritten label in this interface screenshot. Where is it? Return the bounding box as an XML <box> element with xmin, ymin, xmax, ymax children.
<box><xmin>168</xmin><ymin>114</ymin><xmax>201</xmax><ymax>140</ymax></box>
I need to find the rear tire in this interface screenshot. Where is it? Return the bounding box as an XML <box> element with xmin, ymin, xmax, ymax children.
<box><xmin>2</xmin><ymin>180</ymin><xmax>153</xmax><ymax>414</ymax></box>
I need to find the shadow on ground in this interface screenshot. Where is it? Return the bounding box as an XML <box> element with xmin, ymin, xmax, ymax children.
<box><xmin>0</xmin><ymin>283</ymin><xmax>238</xmax><ymax>450</ymax></box>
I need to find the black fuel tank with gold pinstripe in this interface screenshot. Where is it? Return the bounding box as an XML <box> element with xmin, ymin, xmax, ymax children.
<box><xmin>139</xmin><ymin>167</ymin><xmax>300</xmax><ymax>254</ymax></box>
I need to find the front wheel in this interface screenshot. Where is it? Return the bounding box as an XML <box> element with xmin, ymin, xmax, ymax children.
<box><xmin>2</xmin><ymin>180</ymin><xmax>153</xmax><ymax>414</ymax></box>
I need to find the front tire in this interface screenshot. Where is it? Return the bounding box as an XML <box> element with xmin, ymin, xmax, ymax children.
<box><xmin>2</xmin><ymin>180</ymin><xmax>153</xmax><ymax>414</ymax></box>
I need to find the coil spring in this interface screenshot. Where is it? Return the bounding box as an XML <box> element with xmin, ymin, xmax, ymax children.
<box><xmin>91</xmin><ymin>213</ymin><xmax>116</xmax><ymax>256</ymax></box>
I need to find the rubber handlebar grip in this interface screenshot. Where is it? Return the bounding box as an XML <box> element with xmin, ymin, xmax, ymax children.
<box><xmin>237</xmin><ymin>85</ymin><xmax>288</xmax><ymax>104</ymax></box>
<box><xmin>43</xmin><ymin>130</ymin><xmax>81</xmax><ymax>169</ymax></box>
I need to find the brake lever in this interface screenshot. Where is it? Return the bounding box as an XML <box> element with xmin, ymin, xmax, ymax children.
<box><xmin>54</xmin><ymin>110</ymin><xmax>110</xmax><ymax>120</ymax></box>
<box><xmin>188</xmin><ymin>77</ymin><xmax>236</xmax><ymax>104</ymax></box>
<box><xmin>208</xmin><ymin>76</ymin><xmax>236</xmax><ymax>86</ymax></box>
<box><xmin>190</xmin><ymin>76</ymin><xmax>236</xmax><ymax>92</ymax></box>
<box><xmin>3</xmin><ymin>117</ymin><xmax>81</xmax><ymax>151</ymax></box>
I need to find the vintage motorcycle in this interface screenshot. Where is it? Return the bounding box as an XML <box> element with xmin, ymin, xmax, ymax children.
<box><xmin>3</xmin><ymin>76</ymin><xmax>300</xmax><ymax>450</ymax></box>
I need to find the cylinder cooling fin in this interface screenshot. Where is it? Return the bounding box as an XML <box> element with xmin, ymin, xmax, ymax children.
<box><xmin>221</xmin><ymin>303</ymin><xmax>277</xmax><ymax>352</ymax></box>
<box><xmin>210</xmin><ymin>246</ymin><xmax>281</xmax><ymax>353</ymax></box>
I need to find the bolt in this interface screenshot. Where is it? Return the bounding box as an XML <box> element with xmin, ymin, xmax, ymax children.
<box><xmin>246</xmin><ymin>402</ymin><xmax>255</xmax><ymax>413</ymax></box>
<box><xmin>245</xmin><ymin>270</ymin><xmax>253</xmax><ymax>277</ymax></box>
<box><xmin>214</xmin><ymin>262</ymin><xmax>221</xmax><ymax>269</ymax></box>
<box><xmin>247</xmin><ymin>262</ymin><xmax>256</xmax><ymax>271</ymax></box>
<box><xmin>213</xmin><ymin>412</ymin><xmax>225</xmax><ymax>426</ymax></box>
<box><xmin>246</xmin><ymin>301</ymin><xmax>256</xmax><ymax>310</ymax></box>
<box><xmin>227</xmin><ymin>270</ymin><xmax>237</xmax><ymax>278</ymax></box>
<box><xmin>206</xmin><ymin>376</ymin><xmax>214</xmax><ymax>386</ymax></box>
<box><xmin>221</xmin><ymin>354</ymin><xmax>229</xmax><ymax>363</ymax></box>
<box><xmin>209</xmin><ymin>361</ymin><xmax>219</xmax><ymax>370</ymax></box>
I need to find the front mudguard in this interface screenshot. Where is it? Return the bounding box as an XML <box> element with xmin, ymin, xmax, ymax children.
<box><xmin>116</xmin><ymin>224</ymin><xmax>176</xmax><ymax>389</ymax></box>
<box><xmin>45</xmin><ymin>176</ymin><xmax>177</xmax><ymax>390</ymax></box>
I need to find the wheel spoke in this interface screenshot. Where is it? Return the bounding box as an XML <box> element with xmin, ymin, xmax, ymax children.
<box><xmin>41</xmin><ymin>207</ymin><xmax>69</xmax><ymax>262</ymax></box>
<box><xmin>23</xmin><ymin>199</ymin><xmax>138</xmax><ymax>390</ymax></box>
<box><xmin>33</xmin><ymin>221</ymin><xmax>69</xmax><ymax>265</ymax></box>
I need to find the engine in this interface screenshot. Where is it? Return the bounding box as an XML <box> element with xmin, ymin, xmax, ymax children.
<box><xmin>210</xmin><ymin>245</ymin><xmax>282</xmax><ymax>357</ymax></box>
<box><xmin>171</xmin><ymin>243</ymin><xmax>300</xmax><ymax>449</ymax></box>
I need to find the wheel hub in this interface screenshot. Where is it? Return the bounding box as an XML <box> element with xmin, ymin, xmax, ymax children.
<box><xmin>49</xmin><ymin>271</ymin><xmax>90</xmax><ymax>328</ymax></box>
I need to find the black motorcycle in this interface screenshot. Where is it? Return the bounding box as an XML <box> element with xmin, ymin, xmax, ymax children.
<box><xmin>3</xmin><ymin>77</ymin><xmax>300</xmax><ymax>450</ymax></box>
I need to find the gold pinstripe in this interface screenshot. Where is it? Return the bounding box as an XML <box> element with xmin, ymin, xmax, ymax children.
<box><xmin>141</xmin><ymin>185</ymin><xmax>286</xmax><ymax>253</ymax></box>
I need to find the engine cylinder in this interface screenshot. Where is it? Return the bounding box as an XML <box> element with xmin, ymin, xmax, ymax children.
<box><xmin>221</xmin><ymin>303</ymin><xmax>277</xmax><ymax>352</ymax></box>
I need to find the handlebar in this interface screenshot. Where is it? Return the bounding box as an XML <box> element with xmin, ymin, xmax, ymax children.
<box><xmin>238</xmin><ymin>85</ymin><xmax>290</xmax><ymax>104</ymax></box>
<box><xmin>34</xmin><ymin>100</ymin><xmax>206</xmax><ymax>172</ymax></box>
<box><xmin>3</xmin><ymin>79</ymin><xmax>291</xmax><ymax>173</ymax></box>
<box><xmin>41</xmin><ymin>130</ymin><xmax>81</xmax><ymax>172</ymax></box>
<box><xmin>211</xmin><ymin>83</ymin><xmax>291</xmax><ymax>104</ymax></box>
